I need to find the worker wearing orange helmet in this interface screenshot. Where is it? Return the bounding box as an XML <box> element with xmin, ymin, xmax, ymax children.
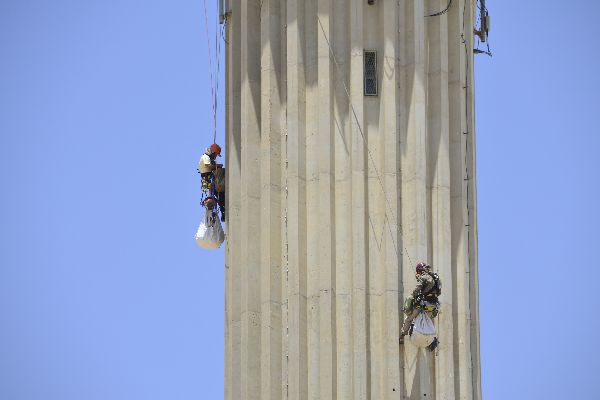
<box><xmin>199</xmin><ymin>144</ymin><xmax>222</xmax><ymax>174</ymax></box>
<box><xmin>198</xmin><ymin>143</ymin><xmax>225</xmax><ymax>221</ymax></box>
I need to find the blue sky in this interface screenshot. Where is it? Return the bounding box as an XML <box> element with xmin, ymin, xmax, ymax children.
<box><xmin>477</xmin><ymin>1</ymin><xmax>600</xmax><ymax>398</ymax></box>
<box><xmin>1</xmin><ymin>1</ymin><xmax>598</xmax><ymax>399</ymax></box>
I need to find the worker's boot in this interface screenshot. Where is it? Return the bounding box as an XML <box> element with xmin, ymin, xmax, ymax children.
<box><xmin>427</xmin><ymin>337</ymin><xmax>439</xmax><ymax>352</ymax></box>
<box><xmin>399</xmin><ymin>328</ymin><xmax>410</xmax><ymax>345</ymax></box>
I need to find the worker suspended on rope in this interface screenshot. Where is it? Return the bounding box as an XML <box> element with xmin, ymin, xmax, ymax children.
<box><xmin>198</xmin><ymin>143</ymin><xmax>226</xmax><ymax>222</ymax></box>
<box><xmin>399</xmin><ymin>262</ymin><xmax>441</xmax><ymax>351</ymax></box>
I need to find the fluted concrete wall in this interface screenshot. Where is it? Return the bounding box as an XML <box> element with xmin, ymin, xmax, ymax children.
<box><xmin>224</xmin><ymin>1</ymin><xmax>481</xmax><ymax>399</ymax></box>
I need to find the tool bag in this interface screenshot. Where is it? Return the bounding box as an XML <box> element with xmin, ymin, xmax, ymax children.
<box><xmin>195</xmin><ymin>209</ymin><xmax>225</xmax><ymax>249</ymax></box>
<box><xmin>409</xmin><ymin>311</ymin><xmax>436</xmax><ymax>348</ymax></box>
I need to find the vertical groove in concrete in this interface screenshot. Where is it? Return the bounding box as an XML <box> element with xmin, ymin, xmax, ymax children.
<box><xmin>225</xmin><ymin>0</ymin><xmax>242</xmax><ymax>399</ymax></box>
<box><xmin>465</xmin><ymin>2</ymin><xmax>481</xmax><ymax>399</ymax></box>
<box><xmin>349</xmin><ymin>1</ymin><xmax>367</xmax><ymax>399</ymax></box>
<box><xmin>399</xmin><ymin>0</ymin><xmax>430</xmax><ymax>398</ymax></box>
<box><xmin>316</xmin><ymin>2</ymin><xmax>336</xmax><ymax>398</ymax></box>
<box><xmin>426</xmin><ymin>1</ymin><xmax>455</xmax><ymax>399</ymax></box>
<box><xmin>260</xmin><ymin>1</ymin><xmax>283</xmax><ymax>399</ymax></box>
<box><xmin>458</xmin><ymin>4</ymin><xmax>474</xmax><ymax>393</ymax></box>
<box><xmin>226</xmin><ymin>1</ymin><xmax>480</xmax><ymax>399</ymax></box>
<box><xmin>448</xmin><ymin>1</ymin><xmax>473</xmax><ymax>399</ymax></box>
<box><xmin>240</xmin><ymin>1</ymin><xmax>262</xmax><ymax>399</ymax></box>
<box><xmin>447</xmin><ymin>3</ymin><xmax>462</xmax><ymax>398</ymax></box>
<box><xmin>380</xmin><ymin>1</ymin><xmax>401</xmax><ymax>398</ymax></box>
<box><xmin>365</xmin><ymin>0</ymin><xmax>383</xmax><ymax>398</ymax></box>
<box><xmin>279</xmin><ymin>2</ymin><xmax>288</xmax><ymax>399</ymax></box>
<box><xmin>281</xmin><ymin>122</ymin><xmax>289</xmax><ymax>394</ymax></box>
<box><xmin>304</xmin><ymin>0</ymin><xmax>320</xmax><ymax>399</ymax></box>
<box><xmin>286</xmin><ymin>1</ymin><xmax>308</xmax><ymax>398</ymax></box>
<box><xmin>331</xmin><ymin>1</ymin><xmax>352</xmax><ymax>399</ymax></box>
<box><xmin>396</xmin><ymin>1</ymin><xmax>408</xmax><ymax>392</ymax></box>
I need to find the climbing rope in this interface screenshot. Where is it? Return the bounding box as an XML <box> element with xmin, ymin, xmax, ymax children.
<box><xmin>213</xmin><ymin>26</ymin><xmax>222</xmax><ymax>144</ymax></box>
<box><xmin>202</xmin><ymin>0</ymin><xmax>222</xmax><ymax>144</ymax></box>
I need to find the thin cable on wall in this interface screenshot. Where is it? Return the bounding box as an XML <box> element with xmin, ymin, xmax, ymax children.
<box><xmin>317</xmin><ymin>15</ymin><xmax>413</xmax><ymax>268</ymax></box>
<box><xmin>461</xmin><ymin>0</ymin><xmax>478</xmax><ymax>385</ymax></box>
<box><xmin>462</xmin><ymin>0</ymin><xmax>475</xmax><ymax>278</ymax></box>
<box><xmin>426</xmin><ymin>0</ymin><xmax>452</xmax><ymax>17</ymax></box>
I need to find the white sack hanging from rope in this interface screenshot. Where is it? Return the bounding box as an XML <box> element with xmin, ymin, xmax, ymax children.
<box><xmin>409</xmin><ymin>311</ymin><xmax>436</xmax><ymax>348</ymax></box>
<box><xmin>195</xmin><ymin>209</ymin><xmax>225</xmax><ymax>249</ymax></box>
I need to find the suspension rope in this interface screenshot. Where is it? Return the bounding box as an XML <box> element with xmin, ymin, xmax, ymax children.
<box><xmin>316</xmin><ymin>16</ymin><xmax>413</xmax><ymax>268</ymax></box>
<box><xmin>426</xmin><ymin>0</ymin><xmax>453</xmax><ymax>17</ymax></box>
<box><xmin>213</xmin><ymin>17</ymin><xmax>223</xmax><ymax>144</ymax></box>
<box><xmin>202</xmin><ymin>0</ymin><xmax>218</xmax><ymax>144</ymax></box>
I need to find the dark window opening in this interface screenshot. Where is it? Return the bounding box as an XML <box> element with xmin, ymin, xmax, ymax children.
<box><xmin>364</xmin><ymin>50</ymin><xmax>377</xmax><ymax>96</ymax></box>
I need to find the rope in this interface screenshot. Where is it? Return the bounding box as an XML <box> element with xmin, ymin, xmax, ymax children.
<box><xmin>461</xmin><ymin>0</ymin><xmax>477</xmax><ymax>381</ymax></box>
<box><xmin>462</xmin><ymin>0</ymin><xmax>472</xmax><ymax>266</ymax></box>
<box><xmin>426</xmin><ymin>0</ymin><xmax>453</xmax><ymax>17</ymax></box>
<box><xmin>202</xmin><ymin>0</ymin><xmax>218</xmax><ymax>144</ymax></box>
<box><xmin>316</xmin><ymin>16</ymin><xmax>413</xmax><ymax>268</ymax></box>
<box><xmin>213</xmin><ymin>22</ymin><xmax>223</xmax><ymax>144</ymax></box>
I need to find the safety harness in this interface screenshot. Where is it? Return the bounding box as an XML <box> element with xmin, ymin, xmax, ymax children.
<box><xmin>415</xmin><ymin>272</ymin><xmax>442</xmax><ymax>316</ymax></box>
<box><xmin>424</xmin><ymin>272</ymin><xmax>442</xmax><ymax>298</ymax></box>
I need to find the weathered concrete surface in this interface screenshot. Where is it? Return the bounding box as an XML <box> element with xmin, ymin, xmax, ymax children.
<box><xmin>225</xmin><ymin>1</ymin><xmax>481</xmax><ymax>399</ymax></box>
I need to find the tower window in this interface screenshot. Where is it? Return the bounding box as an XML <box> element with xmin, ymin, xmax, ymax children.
<box><xmin>364</xmin><ymin>50</ymin><xmax>377</xmax><ymax>96</ymax></box>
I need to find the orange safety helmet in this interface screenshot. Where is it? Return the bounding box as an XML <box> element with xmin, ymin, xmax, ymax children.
<box><xmin>210</xmin><ymin>143</ymin><xmax>222</xmax><ymax>156</ymax></box>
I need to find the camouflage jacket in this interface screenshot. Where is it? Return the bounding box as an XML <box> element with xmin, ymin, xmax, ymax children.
<box><xmin>412</xmin><ymin>273</ymin><xmax>437</xmax><ymax>300</ymax></box>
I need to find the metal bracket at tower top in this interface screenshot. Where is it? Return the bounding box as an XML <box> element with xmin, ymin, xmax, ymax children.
<box><xmin>474</xmin><ymin>0</ymin><xmax>490</xmax><ymax>42</ymax></box>
<box><xmin>219</xmin><ymin>0</ymin><xmax>231</xmax><ymax>24</ymax></box>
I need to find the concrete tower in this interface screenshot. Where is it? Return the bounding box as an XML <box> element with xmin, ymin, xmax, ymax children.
<box><xmin>224</xmin><ymin>0</ymin><xmax>481</xmax><ymax>398</ymax></box>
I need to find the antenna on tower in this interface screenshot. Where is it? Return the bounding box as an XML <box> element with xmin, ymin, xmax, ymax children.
<box><xmin>474</xmin><ymin>0</ymin><xmax>490</xmax><ymax>42</ymax></box>
<box><xmin>474</xmin><ymin>0</ymin><xmax>492</xmax><ymax>56</ymax></box>
<box><xmin>219</xmin><ymin>0</ymin><xmax>230</xmax><ymax>24</ymax></box>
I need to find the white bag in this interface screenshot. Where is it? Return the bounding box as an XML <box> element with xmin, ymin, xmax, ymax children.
<box><xmin>195</xmin><ymin>209</ymin><xmax>225</xmax><ymax>249</ymax></box>
<box><xmin>410</xmin><ymin>312</ymin><xmax>436</xmax><ymax>348</ymax></box>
